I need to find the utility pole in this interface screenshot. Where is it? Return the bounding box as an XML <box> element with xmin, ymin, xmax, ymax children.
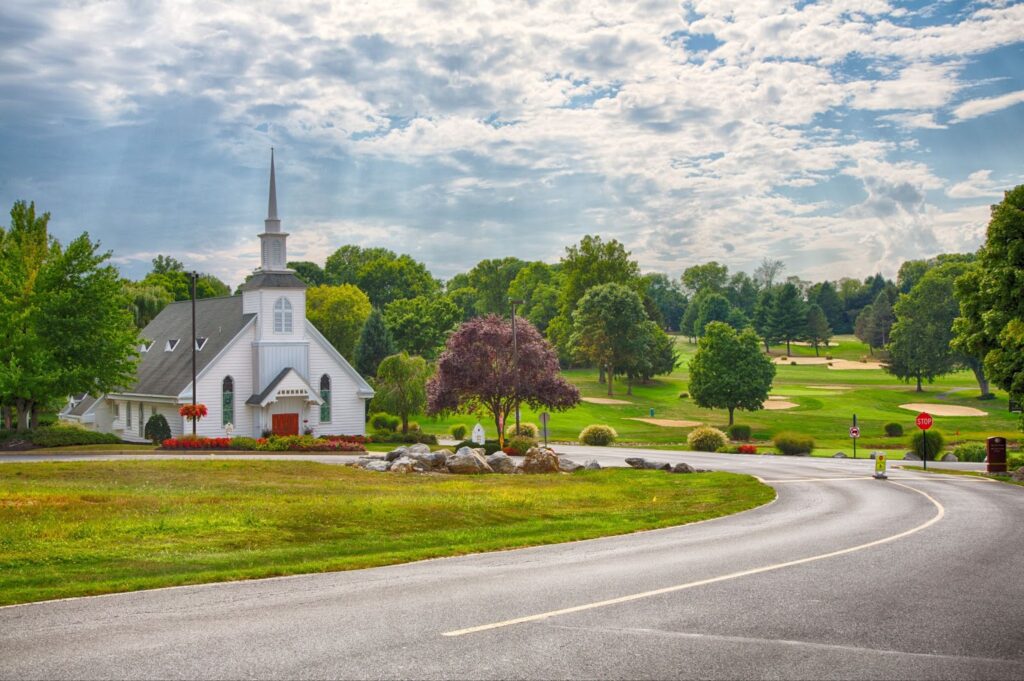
<box><xmin>191</xmin><ymin>271</ymin><xmax>198</xmax><ymax>436</ymax></box>
<box><xmin>510</xmin><ymin>299</ymin><xmax>524</xmax><ymax>436</ymax></box>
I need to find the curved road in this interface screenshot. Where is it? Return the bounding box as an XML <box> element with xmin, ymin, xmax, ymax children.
<box><xmin>1</xmin><ymin>449</ymin><xmax>1022</xmax><ymax>680</ymax></box>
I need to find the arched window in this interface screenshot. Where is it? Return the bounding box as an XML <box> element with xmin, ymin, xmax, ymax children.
<box><xmin>273</xmin><ymin>297</ymin><xmax>292</xmax><ymax>333</ymax></box>
<box><xmin>319</xmin><ymin>374</ymin><xmax>331</xmax><ymax>423</ymax></box>
<box><xmin>222</xmin><ymin>376</ymin><xmax>234</xmax><ymax>427</ymax></box>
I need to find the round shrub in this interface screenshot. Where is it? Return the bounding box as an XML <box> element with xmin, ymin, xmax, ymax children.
<box><xmin>910</xmin><ymin>429</ymin><xmax>945</xmax><ymax>461</ymax></box>
<box><xmin>229</xmin><ymin>436</ymin><xmax>258</xmax><ymax>450</ymax></box>
<box><xmin>449</xmin><ymin>424</ymin><xmax>468</xmax><ymax>440</ymax></box>
<box><xmin>727</xmin><ymin>424</ymin><xmax>752</xmax><ymax>442</ymax></box>
<box><xmin>369</xmin><ymin>412</ymin><xmax>400</xmax><ymax>432</ymax></box>
<box><xmin>952</xmin><ymin>442</ymin><xmax>986</xmax><ymax>463</ymax></box>
<box><xmin>144</xmin><ymin>414</ymin><xmax>172</xmax><ymax>445</ymax></box>
<box><xmin>579</xmin><ymin>424</ymin><xmax>617</xmax><ymax>446</ymax></box>
<box><xmin>455</xmin><ymin>439</ymin><xmax>502</xmax><ymax>455</ymax></box>
<box><xmin>505</xmin><ymin>422</ymin><xmax>539</xmax><ymax>438</ymax></box>
<box><xmin>884</xmin><ymin>422</ymin><xmax>904</xmax><ymax>437</ymax></box>
<box><xmin>678</xmin><ymin>392</ymin><xmax>689</xmax><ymax>399</ymax></box>
<box><xmin>716</xmin><ymin>444</ymin><xmax>740</xmax><ymax>454</ymax></box>
<box><xmin>774</xmin><ymin>432</ymin><xmax>815</xmax><ymax>456</ymax></box>
<box><xmin>504</xmin><ymin>435</ymin><xmax>537</xmax><ymax>456</ymax></box>
<box><xmin>687</xmin><ymin>426</ymin><xmax>727</xmax><ymax>452</ymax></box>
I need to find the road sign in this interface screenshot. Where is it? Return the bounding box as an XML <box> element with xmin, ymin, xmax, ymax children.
<box><xmin>849</xmin><ymin>426</ymin><xmax>860</xmax><ymax>439</ymax></box>
<box><xmin>539</xmin><ymin>412</ymin><xmax>550</xmax><ymax>426</ymax></box>
<box><xmin>874</xmin><ymin>453</ymin><xmax>887</xmax><ymax>479</ymax></box>
<box><xmin>915</xmin><ymin>412</ymin><xmax>933</xmax><ymax>430</ymax></box>
<box><xmin>539</xmin><ymin>412</ymin><xmax>550</xmax><ymax>447</ymax></box>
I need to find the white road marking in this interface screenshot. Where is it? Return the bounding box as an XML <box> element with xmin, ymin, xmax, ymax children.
<box><xmin>442</xmin><ymin>481</ymin><xmax>944</xmax><ymax>637</ymax></box>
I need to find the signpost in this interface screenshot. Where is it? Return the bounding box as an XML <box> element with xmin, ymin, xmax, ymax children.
<box><xmin>916</xmin><ymin>412</ymin><xmax>933</xmax><ymax>470</ymax></box>
<box><xmin>539</xmin><ymin>412</ymin><xmax>550</xmax><ymax>448</ymax></box>
<box><xmin>986</xmin><ymin>436</ymin><xmax>1007</xmax><ymax>474</ymax></box>
<box><xmin>849</xmin><ymin>414</ymin><xmax>859</xmax><ymax>459</ymax></box>
<box><xmin>874</xmin><ymin>453</ymin><xmax>887</xmax><ymax>479</ymax></box>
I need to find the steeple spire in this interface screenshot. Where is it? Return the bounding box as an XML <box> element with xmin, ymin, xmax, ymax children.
<box><xmin>265</xmin><ymin>148</ymin><xmax>281</xmax><ymax>232</ymax></box>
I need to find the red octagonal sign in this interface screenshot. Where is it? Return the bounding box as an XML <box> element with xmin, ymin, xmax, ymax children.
<box><xmin>916</xmin><ymin>412</ymin><xmax>933</xmax><ymax>430</ymax></box>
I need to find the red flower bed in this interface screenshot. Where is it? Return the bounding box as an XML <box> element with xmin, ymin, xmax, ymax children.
<box><xmin>738</xmin><ymin>444</ymin><xmax>758</xmax><ymax>454</ymax></box>
<box><xmin>162</xmin><ymin>436</ymin><xmax>231</xmax><ymax>449</ymax></box>
<box><xmin>160</xmin><ymin>434</ymin><xmax>366</xmax><ymax>452</ymax></box>
<box><xmin>321</xmin><ymin>434</ymin><xmax>368</xmax><ymax>445</ymax></box>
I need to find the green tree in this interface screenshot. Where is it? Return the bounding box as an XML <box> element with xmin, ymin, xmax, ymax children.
<box><xmin>151</xmin><ymin>254</ymin><xmax>184</xmax><ymax>274</ymax></box>
<box><xmin>854</xmin><ymin>304</ymin><xmax>875</xmax><ymax>350</ymax></box>
<box><xmin>770</xmin><ymin>282</ymin><xmax>806</xmax><ymax>355</ymax></box>
<box><xmin>288</xmin><ymin>261</ymin><xmax>326</xmax><ymax>286</ymax></box>
<box><xmin>688</xmin><ymin>322</ymin><xmax>776</xmax><ymax>425</ymax></box>
<box><xmin>804</xmin><ymin>304</ymin><xmax>832</xmax><ymax>356</ymax></box>
<box><xmin>693</xmin><ymin>291</ymin><xmax>734</xmax><ymax>336</ymax></box>
<box><xmin>621</xmin><ymin>320</ymin><xmax>678</xmax><ymax>393</ymax></box>
<box><xmin>570</xmin><ymin>283</ymin><xmax>648</xmax><ymax>396</ymax></box>
<box><xmin>681</xmin><ymin>261</ymin><xmax>729</xmax><ymax>294</ymax></box>
<box><xmin>123</xmin><ymin>282</ymin><xmax>174</xmax><ymax>329</ymax></box>
<box><xmin>806</xmin><ymin>281</ymin><xmax>845</xmax><ymax>334</ymax></box>
<box><xmin>641</xmin><ymin>272</ymin><xmax>687</xmax><ymax>331</ymax></box>
<box><xmin>372</xmin><ymin>353</ymin><xmax>430</xmax><ymax>433</ymax></box>
<box><xmin>868</xmin><ymin>290</ymin><xmax>895</xmax><ymax>348</ymax></box>
<box><xmin>354</xmin><ymin>308</ymin><xmax>396</xmax><ymax>378</ymax></box>
<box><xmin>950</xmin><ymin>262</ymin><xmax>993</xmax><ymax>398</ymax></box>
<box><xmin>323</xmin><ymin>245</ymin><xmax>396</xmax><ymax>285</ymax></box>
<box><xmin>324</xmin><ymin>245</ymin><xmax>439</xmax><ymax>307</ymax></box>
<box><xmin>753</xmin><ymin>257</ymin><xmax>785</xmax><ymax>289</ymax></box>
<box><xmin>306</xmin><ymin>284</ymin><xmax>372</xmax><ymax>357</ymax></box>
<box><xmin>445</xmin><ymin>286</ymin><xmax>480</xmax><ymax>322</ymax></box>
<box><xmin>897</xmin><ymin>259</ymin><xmax>930</xmax><ymax>294</ymax></box>
<box><xmin>467</xmin><ymin>257</ymin><xmax>527</xmax><ymax>315</ymax></box>
<box><xmin>753</xmin><ymin>287</ymin><xmax>779</xmax><ymax>352</ymax></box>
<box><xmin>952</xmin><ymin>186</ymin><xmax>1024</xmax><ymax>417</ymax></box>
<box><xmin>384</xmin><ymin>295</ymin><xmax>461</xmax><ymax>359</ymax></box>
<box><xmin>886</xmin><ymin>271</ymin><xmax>959</xmax><ymax>391</ymax></box>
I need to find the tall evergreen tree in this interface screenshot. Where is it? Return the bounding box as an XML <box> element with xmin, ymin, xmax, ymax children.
<box><xmin>354</xmin><ymin>308</ymin><xmax>396</xmax><ymax>378</ymax></box>
<box><xmin>770</xmin><ymin>282</ymin><xmax>806</xmax><ymax>355</ymax></box>
<box><xmin>804</xmin><ymin>304</ymin><xmax>832</xmax><ymax>356</ymax></box>
<box><xmin>868</xmin><ymin>291</ymin><xmax>895</xmax><ymax>347</ymax></box>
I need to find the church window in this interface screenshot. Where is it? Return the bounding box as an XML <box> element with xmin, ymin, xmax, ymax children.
<box><xmin>271</xmin><ymin>240</ymin><xmax>282</xmax><ymax>267</ymax></box>
<box><xmin>274</xmin><ymin>297</ymin><xmax>293</xmax><ymax>333</ymax></box>
<box><xmin>165</xmin><ymin>339</ymin><xmax>180</xmax><ymax>352</ymax></box>
<box><xmin>320</xmin><ymin>375</ymin><xmax>331</xmax><ymax>422</ymax></box>
<box><xmin>222</xmin><ymin>376</ymin><xmax>234</xmax><ymax>427</ymax></box>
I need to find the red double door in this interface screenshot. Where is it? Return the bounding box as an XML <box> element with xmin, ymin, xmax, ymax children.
<box><xmin>271</xmin><ymin>413</ymin><xmax>299</xmax><ymax>436</ymax></box>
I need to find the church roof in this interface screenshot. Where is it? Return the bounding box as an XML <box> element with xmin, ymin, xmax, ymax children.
<box><xmin>237</xmin><ymin>271</ymin><xmax>307</xmax><ymax>291</ymax></box>
<box><xmin>126</xmin><ymin>296</ymin><xmax>256</xmax><ymax>397</ymax></box>
<box><xmin>67</xmin><ymin>394</ymin><xmax>97</xmax><ymax>417</ymax></box>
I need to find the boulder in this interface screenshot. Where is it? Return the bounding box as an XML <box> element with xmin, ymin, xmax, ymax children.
<box><xmin>485</xmin><ymin>452</ymin><xmax>517</xmax><ymax>474</ymax></box>
<box><xmin>406</xmin><ymin>448</ymin><xmax>449</xmax><ymax>470</ymax></box>
<box><xmin>903</xmin><ymin>451</ymin><xmax>920</xmax><ymax>461</ymax></box>
<box><xmin>558</xmin><ymin>458</ymin><xmax>584</xmax><ymax>473</ymax></box>
<box><xmin>625</xmin><ymin>457</ymin><xmax>671</xmax><ymax>471</ymax></box>
<box><xmin>361</xmin><ymin>453</ymin><xmax>387</xmax><ymax>461</ymax></box>
<box><xmin>624</xmin><ymin>457</ymin><xmax>646</xmax><ymax>469</ymax></box>
<box><xmin>671</xmin><ymin>462</ymin><xmax>696</xmax><ymax>474</ymax></box>
<box><xmin>1011</xmin><ymin>467</ymin><xmax>1024</xmax><ymax>482</ymax></box>
<box><xmin>385</xmin><ymin>447</ymin><xmax>407</xmax><ymax>462</ymax></box>
<box><xmin>584</xmin><ymin>459</ymin><xmax>602</xmax><ymax>470</ymax></box>
<box><xmin>446</xmin><ymin>447</ymin><xmax>493</xmax><ymax>474</ymax></box>
<box><xmin>390</xmin><ymin>456</ymin><xmax>430</xmax><ymax>474</ymax></box>
<box><xmin>832</xmin><ymin>452</ymin><xmax>847</xmax><ymax>458</ymax></box>
<box><xmin>941</xmin><ymin>453</ymin><xmax>958</xmax><ymax>462</ymax></box>
<box><xmin>521</xmin><ymin>447</ymin><xmax>560</xmax><ymax>474</ymax></box>
<box><xmin>361</xmin><ymin>460</ymin><xmax>391</xmax><ymax>473</ymax></box>
<box><xmin>407</xmin><ymin>443</ymin><xmax>432</xmax><ymax>455</ymax></box>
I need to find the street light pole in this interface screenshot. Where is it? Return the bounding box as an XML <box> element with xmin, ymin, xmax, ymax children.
<box><xmin>190</xmin><ymin>270</ymin><xmax>198</xmax><ymax>437</ymax></box>
<box><xmin>510</xmin><ymin>298</ymin><xmax>525</xmax><ymax>436</ymax></box>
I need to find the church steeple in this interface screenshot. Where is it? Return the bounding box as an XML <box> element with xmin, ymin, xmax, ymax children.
<box><xmin>258</xmin><ymin>148</ymin><xmax>289</xmax><ymax>271</ymax></box>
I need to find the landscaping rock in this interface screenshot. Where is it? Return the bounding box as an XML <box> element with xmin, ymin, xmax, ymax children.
<box><xmin>390</xmin><ymin>456</ymin><xmax>430</xmax><ymax>474</ymax></box>
<box><xmin>671</xmin><ymin>462</ymin><xmax>696</xmax><ymax>474</ymax></box>
<box><xmin>903</xmin><ymin>452</ymin><xmax>920</xmax><ymax>461</ymax></box>
<box><xmin>832</xmin><ymin>452</ymin><xmax>847</xmax><ymax>458</ymax></box>
<box><xmin>941</xmin><ymin>453</ymin><xmax>958</xmax><ymax>462</ymax></box>
<box><xmin>558</xmin><ymin>458</ymin><xmax>583</xmax><ymax>473</ymax></box>
<box><xmin>584</xmin><ymin>459</ymin><xmax>602</xmax><ymax>470</ymax></box>
<box><xmin>361</xmin><ymin>460</ymin><xmax>391</xmax><ymax>473</ymax></box>
<box><xmin>406</xmin><ymin>448</ymin><xmax>449</xmax><ymax>470</ymax></box>
<box><xmin>362</xmin><ymin>453</ymin><xmax>387</xmax><ymax>461</ymax></box>
<box><xmin>407</xmin><ymin>443</ymin><xmax>432</xmax><ymax>455</ymax></box>
<box><xmin>385</xmin><ymin>447</ymin><xmax>407</xmax><ymax>462</ymax></box>
<box><xmin>485</xmin><ymin>452</ymin><xmax>517</xmax><ymax>474</ymax></box>
<box><xmin>446</xmin><ymin>447</ymin><xmax>493</xmax><ymax>474</ymax></box>
<box><xmin>521</xmin><ymin>447</ymin><xmax>560</xmax><ymax>473</ymax></box>
<box><xmin>625</xmin><ymin>457</ymin><xmax>672</xmax><ymax>471</ymax></box>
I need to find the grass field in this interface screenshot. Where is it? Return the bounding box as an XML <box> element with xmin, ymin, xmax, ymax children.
<box><xmin>422</xmin><ymin>335</ymin><xmax>1022</xmax><ymax>457</ymax></box>
<box><xmin>0</xmin><ymin>460</ymin><xmax>772</xmax><ymax>606</ymax></box>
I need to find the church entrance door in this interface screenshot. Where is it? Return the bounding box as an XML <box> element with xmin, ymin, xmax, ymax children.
<box><xmin>272</xmin><ymin>413</ymin><xmax>299</xmax><ymax>436</ymax></box>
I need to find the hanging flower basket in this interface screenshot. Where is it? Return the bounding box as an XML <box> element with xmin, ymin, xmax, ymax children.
<box><xmin>179</xmin><ymin>404</ymin><xmax>209</xmax><ymax>421</ymax></box>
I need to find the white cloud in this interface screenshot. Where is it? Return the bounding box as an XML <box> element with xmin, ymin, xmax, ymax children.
<box><xmin>947</xmin><ymin>169</ymin><xmax>1003</xmax><ymax>199</ymax></box>
<box><xmin>951</xmin><ymin>89</ymin><xmax>1024</xmax><ymax>122</ymax></box>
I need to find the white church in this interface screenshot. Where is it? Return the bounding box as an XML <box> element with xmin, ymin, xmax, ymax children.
<box><xmin>61</xmin><ymin>152</ymin><xmax>375</xmax><ymax>441</ymax></box>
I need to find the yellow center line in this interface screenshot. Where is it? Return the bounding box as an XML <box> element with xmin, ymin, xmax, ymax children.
<box><xmin>442</xmin><ymin>481</ymin><xmax>944</xmax><ymax>637</ymax></box>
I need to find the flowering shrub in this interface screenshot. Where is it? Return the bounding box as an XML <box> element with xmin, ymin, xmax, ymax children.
<box><xmin>161</xmin><ymin>434</ymin><xmax>365</xmax><ymax>452</ymax></box>
<box><xmin>162</xmin><ymin>436</ymin><xmax>231</xmax><ymax>449</ymax></box>
<box><xmin>738</xmin><ymin>444</ymin><xmax>758</xmax><ymax>454</ymax></box>
<box><xmin>178</xmin><ymin>404</ymin><xmax>208</xmax><ymax>421</ymax></box>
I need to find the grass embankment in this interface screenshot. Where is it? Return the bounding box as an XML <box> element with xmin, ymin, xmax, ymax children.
<box><xmin>900</xmin><ymin>465</ymin><xmax>1024</xmax><ymax>487</ymax></box>
<box><xmin>423</xmin><ymin>334</ymin><xmax>1020</xmax><ymax>455</ymax></box>
<box><xmin>0</xmin><ymin>460</ymin><xmax>772</xmax><ymax>606</ymax></box>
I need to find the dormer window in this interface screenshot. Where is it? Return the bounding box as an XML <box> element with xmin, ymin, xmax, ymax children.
<box><xmin>273</xmin><ymin>297</ymin><xmax>293</xmax><ymax>333</ymax></box>
<box><xmin>195</xmin><ymin>337</ymin><xmax>208</xmax><ymax>351</ymax></box>
<box><xmin>165</xmin><ymin>339</ymin><xmax>180</xmax><ymax>352</ymax></box>
<box><xmin>140</xmin><ymin>341</ymin><xmax>154</xmax><ymax>353</ymax></box>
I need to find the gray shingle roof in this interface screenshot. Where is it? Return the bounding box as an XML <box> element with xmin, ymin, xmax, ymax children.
<box><xmin>238</xmin><ymin>271</ymin><xmax>307</xmax><ymax>291</ymax></box>
<box><xmin>68</xmin><ymin>395</ymin><xmax>96</xmax><ymax>417</ymax></box>
<box><xmin>127</xmin><ymin>296</ymin><xmax>255</xmax><ymax>397</ymax></box>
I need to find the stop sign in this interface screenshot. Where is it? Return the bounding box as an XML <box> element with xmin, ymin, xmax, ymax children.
<box><xmin>916</xmin><ymin>412</ymin><xmax>933</xmax><ymax>430</ymax></box>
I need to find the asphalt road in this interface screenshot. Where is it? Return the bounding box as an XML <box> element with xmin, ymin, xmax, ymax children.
<box><xmin>1</xmin><ymin>448</ymin><xmax>1022</xmax><ymax>680</ymax></box>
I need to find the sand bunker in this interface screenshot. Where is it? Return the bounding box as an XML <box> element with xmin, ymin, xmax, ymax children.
<box><xmin>773</xmin><ymin>356</ymin><xmax>883</xmax><ymax>370</ymax></box>
<box><xmin>762</xmin><ymin>400</ymin><xmax>799</xmax><ymax>410</ymax></box>
<box><xmin>774</xmin><ymin>356</ymin><xmax>828</xmax><ymax>365</ymax></box>
<box><xmin>898</xmin><ymin>403</ymin><xmax>988</xmax><ymax>417</ymax></box>
<box><xmin>626</xmin><ymin>418</ymin><xmax>702</xmax><ymax>428</ymax></box>
<box><xmin>829</xmin><ymin>359</ymin><xmax>884</xmax><ymax>370</ymax></box>
<box><xmin>581</xmin><ymin>397</ymin><xmax>632</xmax><ymax>405</ymax></box>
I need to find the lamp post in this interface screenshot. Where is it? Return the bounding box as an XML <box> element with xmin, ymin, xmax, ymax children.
<box><xmin>190</xmin><ymin>271</ymin><xmax>198</xmax><ymax>436</ymax></box>
<box><xmin>510</xmin><ymin>298</ymin><xmax>525</xmax><ymax>436</ymax></box>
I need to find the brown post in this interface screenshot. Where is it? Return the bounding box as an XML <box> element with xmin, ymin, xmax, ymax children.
<box><xmin>986</xmin><ymin>436</ymin><xmax>1007</xmax><ymax>474</ymax></box>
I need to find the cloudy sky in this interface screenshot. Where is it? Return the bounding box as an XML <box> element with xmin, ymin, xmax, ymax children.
<box><xmin>1</xmin><ymin>1</ymin><xmax>1022</xmax><ymax>289</ymax></box>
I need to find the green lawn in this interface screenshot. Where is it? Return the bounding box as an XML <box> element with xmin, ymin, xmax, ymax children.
<box><xmin>0</xmin><ymin>460</ymin><xmax>772</xmax><ymax>606</ymax></box>
<box><xmin>422</xmin><ymin>335</ymin><xmax>1021</xmax><ymax>456</ymax></box>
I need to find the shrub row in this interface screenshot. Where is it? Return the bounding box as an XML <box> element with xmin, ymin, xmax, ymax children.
<box><xmin>952</xmin><ymin>442</ymin><xmax>986</xmax><ymax>463</ymax></box>
<box><xmin>161</xmin><ymin>435</ymin><xmax>366</xmax><ymax>452</ymax></box>
<box><xmin>28</xmin><ymin>426</ymin><xmax>122</xmax><ymax>448</ymax></box>
<box><xmin>773</xmin><ymin>432</ymin><xmax>815</xmax><ymax>456</ymax></box>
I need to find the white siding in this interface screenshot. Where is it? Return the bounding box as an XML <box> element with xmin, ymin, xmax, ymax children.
<box><xmin>242</xmin><ymin>288</ymin><xmax>306</xmax><ymax>343</ymax></box>
<box><xmin>191</xmin><ymin>325</ymin><xmax>257</xmax><ymax>438</ymax></box>
<box><xmin>308</xmin><ymin>334</ymin><xmax>367</xmax><ymax>436</ymax></box>
<box><xmin>255</xmin><ymin>342</ymin><xmax>309</xmax><ymax>391</ymax></box>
